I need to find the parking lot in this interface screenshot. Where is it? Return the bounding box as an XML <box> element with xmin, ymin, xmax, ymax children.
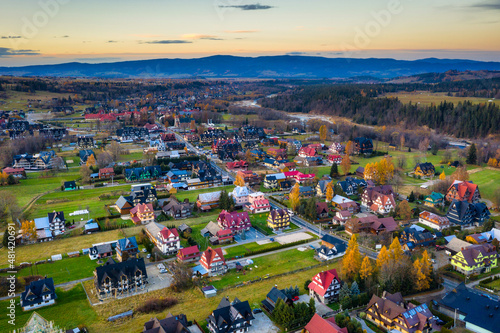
<box><xmin>248</xmin><ymin>312</ymin><xmax>280</xmax><ymax>333</ymax></box>
<box><xmin>234</xmin><ymin>227</ymin><xmax>267</xmax><ymax>243</ymax></box>
<box><xmin>145</xmin><ymin>264</ymin><xmax>173</xmax><ymax>292</ymax></box>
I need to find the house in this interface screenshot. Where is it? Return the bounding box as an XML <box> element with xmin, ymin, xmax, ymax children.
<box><xmin>298</xmin><ymin>146</ymin><xmax>317</xmax><ymax>158</ymax></box>
<box><xmin>230</xmin><ymin>186</ymin><xmax>252</xmax><ymax>206</ymax></box>
<box><xmin>267</xmin><ymin>148</ymin><xmax>287</xmax><ymax>159</ymax></box>
<box><xmin>318</xmin><ymin>234</ymin><xmax>346</xmax><ymax>260</ymax></box>
<box><xmin>279</xmin><ymin>161</ymin><xmax>296</xmax><ymax>172</ymax></box>
<box><xmin>336</xmin><ymin>181</ymin><xmax>354</xmax><ymax>196</ymax></box>
<box><xmin>446</xmin><ymin>180</ymin><xmax>481</xmax><ymax>203</ymax></box>
<box><xmin>245</xmin><ymin>192</ymin><xmax>270</xmax><ymax>214</ymax></box>
<box><xmin>146</xmin><ymin>222</ymin><xmax>180</xmax><ymax>255</ymax></box>
<box><xmin>166</xmin><ymin>169</ymin><xmax>190</xmax><ymax>183</ymax></box>
<box><xmin>33</xmin><ymin>216</ymin><xmax>51</xmax><ymax>242</ymax></box>
<box><xmin>435</xmin><ymin>283</ymin><xmax>500</xmax><ymax>333</ymax></box>
<box><xmin>267</xmin><ymin>209</ymin><xmax>291</xmax><ymax>230</ymax></box>
<box><xmin>263</xmin><ymin>173</ymin><xmax>286</xmax><ymax>189</ymax></box>
<box><xmin>226</xmin><ymin>160</ymin><xmax>248</xmax><ymax>171</ymax></box>
<box><xmin>162</xmin><ymin>198</ymin><xmax>192</xmax><ymax>219</ymax></box>
<box><xmin>236</xmin><ymin>170</ymin><xmax>260</xmax><ymax>186</ymax></box>
<box><xmin>333</xmin><ymin>210</ymin><xmax>351</xmax><ymax>225</ymax></box>
<box><xmin>143</xmin><ymin>313</ymin><xmax>191</xmax><ymax>333</ymax></box>
<box><xmin>77</xmin><ymin>135</ymin><xmax>94</xmax><ymax>148</ymax></box>
<box><xmin>125</xmin><ymin>166</ymin><xmax>162</xmax><ymax>182</ymax></box>
<box><xmin>99</xmin><ymin>167</ymin><xmax>115</xmax><ymax>179</ymax></box>
<box><xmin>451</xmin><ymin>243</ymin><xmax>497</xmax><ymax>276</ymax></box>
<box><xmin>294</xmin><ymin>155</ymin><xmax>323</xmax><ymax>167</ymax></box>
<box><xmin>20</xmin><ymin>277</ymin><xmax>57</xmax><ymax>311</ymax></box>
<box><xmin>292</xmin><ymin>185</ymin><xmax>314</xmax><ymax>198</ymax></box>
<box><xmin>418</xmin><ymin>211</ymin><xmax>450</xmax><ymax>231</ymax></box>
<box><xmin>79</xmin><ymin>149</ymin><xmax>95</xmax><ymax>165</ymax></box>
<box><xmin>116</xmin><ymin>236</ymin><xmax>138</xmax><ymax>261</ymax></box>
<box><xmin>178</xmin><ymin>223</ymin><xmax>192</xmax><ymax>234</ymax></box>
<box><xmin>424</xmin><ymin>192</ymin><xmax>445</xmax><ymax>208</ymax></box>
<box><xmin>2</xmin><ymin>167</ymin><xmax>25</xmax><ymax>178</ymax></box>
<box><xmin>365</xmin><ymin>292</ymin><xmax>432</xmax><ymax>333</ymax></box>
<box><xmin>84</xmin><ymin>219</ymin><xmax>99</xmax><ymax>233</ymax></box>
<box><xmin>361</xmin><ymin>185</ymin><xmax>396</xmax><ymax>214</ymax></box>
<box><xmin>47</xmin><ymin>211</ymin><xmax>65</xmax><ymax>235</ymax></box>
<box><xmin>316</xmin><ymin>202</ymin><xmax>330</xmax><ymax>220</ymax></box>
<box><xmin>316</xmin><ymin>180</ymin><xmax>330</xmax><ymax>197</ymax></box>
<box><xmin>261</xmin><ymin>286</ymin><xmax>292</xmax><ymax>314</ymax></box>
<box><xmin>356</xmin><ymin>166</ymin><xmax>365</xmax><ymax>178</ymax></box>
<box><xmin>89</xmin><ymin>243</ymin><xmax>113</xmax><ymax>260</ymax></box>
<box><xmin>466</xmin><ymin>233</ymin><xmax>489</xmax><ymax>244</ymax></box>
<box><xmin>207</xmin><ymin>297</ymin><xmax>254</xmax><ymax>333</ymax></box>
<box><xmin>331</xmin><ymin>195</ymin><xmax>359</xmax><ymax>214</ymax></box>
<box><xmin>217</xmin><ymin>210</ymin><xmax>251</xmax><ymax>234</ymax></box>
<box><xmin>305</xmin><ymin>314</ymin><xmax>347</xmax><ymax>333</ymax></box>
<box><xmin>16</xmin><ymin>312</ymin><xmax>65</xmax><ymax>333</ymax></box>
<box><xmin>177</xmin><ymin>245</ymin><xmax>201</xmax><ymax>263</ymax></box>
<box><xmin>200</xmin><ymin>247</ymin><xmax>228</xmax><ymax>277</ymax></box>
<box><xmin>94</xmin><ymin>258</ymin><xmax>148</xmax><ymax>298</ymax></box>
<box><xmin>345</xmin><ymin>214</ymin><xmax>398</xmax><ymax>235</ymax></box>
<box><xmin>445</xmin><ymin>237</ymin><xmax>472</xmax><ymax>256</ymax></box>
<box><xmin>328</xmin><ymin>154</ymin><xmax>342</xmax><ymax>164</ymax></box>
<box><xmin>308</xmin><ymin>269</ymin><xmax>342</xmax><ymax>304</ymax></box>
<box><xmin>345</xmin><ymin>177</ymin><xmax>367</xmax><ymax>192</ymax></box>
<box><xmin>446</xmin><ymin>200</ymin><xmax>491</xmax><ymax>227</ymax></box>
<box><xmin>196</xmin><ymin>191</ymin><xmax>221</xmax><ymax>211</ymax></box>
<box><xmin>354</xmin><ymin>137</ymin><xmax>373</xmax><ymax>155</ymax></box>
<box><xmin>414</xmin><ymin>162</ymin><xmax>435</xmax><ymax>178</ymax></box>
<box><xmin>400</xmin><ymin>227</ymin><xmax>435</xmax><ymax>250</ymax></box>
<box><xmin>63</xmin><ymin>181</ymin><xmax>77</xmax><ymax>191</ymax></box>
<box><xmin>115</xmin><ymin>196</ymin><xmax>134</xmax><ymax>215</ymax></box>
<box><xmin>328</xmin><ymin>142</ymin><xmax>343</xmax><ymax>154</ymax></box>
<box><xmin>130</xmin><ymin>203</ymin><xmax>155</xmax><ymax>225</ymax></box>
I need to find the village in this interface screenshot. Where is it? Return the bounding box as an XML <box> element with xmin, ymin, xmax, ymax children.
<box><xmin>0</xmin><ymin>78</ymin><xmax>499</xmax><ymax>333</ymax></box>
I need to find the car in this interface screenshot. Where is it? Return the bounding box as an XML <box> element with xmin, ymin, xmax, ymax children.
<box><xmin>269</xmin><ymin>238</ymin><xmax>274</xmax><ymax>242</ymax></box>
<box><xmin>252</xmin><ymin>308</ymin><xmax>262</xmax><ymax>314</ymax></box>
<box><xmin>159</xmin><ymin>269</ymin><xmax>168</xmax><ymax>274</ymax></box>
<box><xmin>292</xmin><ymin>296</ymin><xmax>299</xmax><ymax>302</ymax></box>
<box><xmin>146</xmin><ymin>254</ymin><xmax>151</xmax><ymax>259</ymax></box>
<box><xmin>142</xmin><ymin>248</ymin><xmax>147</xmax><ymax>253</ymax></box>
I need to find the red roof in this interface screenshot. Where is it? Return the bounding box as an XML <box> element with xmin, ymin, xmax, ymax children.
<box><xmin>305</xmin><ymin>314</ymin><xmax>348</xmax><ymax>333</ymax></box>
<box><xmin>447</xmin><ymin>180</ymin><xmax>478</xmax><ymax>202</ymax></box>
<box><xmin>299</xmin><ymin>147</ymin><xmax>317</xmax><ymax>157</ymax></box>
<box><xmin>308</xmin><ymin>269</ymin><xmax>340</xmax><ymax>297</ymax></box>
<box><xmin>160</xmin><ymin>227</ymin><xmax>179</xmax><ymax>239</ymax></box>
<box><xmin>201</xmin><ymin>247</ymin><xmax>225</xmax><ymax>267</ymax></box>
<box><xmin>99</xmin><ymin>167</ymin><xmax>114</xmax><ymax>174</ymax></box>
<box><xmin>217</xmin><ymin>229</ymin><xmax>233</xmax><ymax>237</ymax></box>
<box><xmin>130</xmin><ymin>203</ymin><xmax>153</xmax><ymax>215</ymax></box>
<box><xmin>179</xmin><ymin>245</ymin><xmax>199</xmax><ymax>256</ymax></box>
<box><xmin>3</xmin><ymin>167</ymin><xmax>24</xmax><ymax>174</ymax></box>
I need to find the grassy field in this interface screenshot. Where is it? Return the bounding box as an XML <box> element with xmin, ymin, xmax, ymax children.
<box><xmin>468</xmin><ymin>168</ymin><xmax>500</xmax><ymax>201</ymax></box>
<box><xmin>0</xmin><ymin>170</ymin><xmax>80</xmax><ymax>209</ymax></box>
<box><xmin>380</xmin><ymin>91</ymin><xmax>500</xmax><ymax>107</ymax></box>
<box><xmin>0</xmin><ymin>90</ymin><xmax>87</xmax><ymax>111</ymax></box>
<box><xmin>174</xmin><ymin>185</ymin><xmax>235</xmax><ymax>203</ymax></box>
<box><xmin>81</xmin><ymin>259</ymin><xmax>341</xmax><ymax>333</ymax></box>
<box><xmin>224</xmin><ymin>241</ymin><xmax>284</xmax><ymax>259</ymax></box>
<box><xmin>209</xmin><ymin>247</ymin><xmax>318</xmax><ymax>290</ymax></box>
<box><xmin>250</xmin><ymin>212</ymin><xmax>275</xmax><ymax>235</ymax></box>
<box><xmin>4</xmin><ymin>255</ymin><xmax>100</xmax><ymax>285</ymax></box>
<box><xmin>0</xmin><ymin>284</ymin><xmax>98</xmax><ymax>332</ymax></box>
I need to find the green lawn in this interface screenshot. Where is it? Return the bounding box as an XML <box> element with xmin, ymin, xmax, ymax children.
<box><xmin>118</xmin><ymin>151</ymin><xmax>145</xmax><ymax>162</ymax></box>
<box><xmin>6</xmin><ymin>255</ymin><xmax>99</xmax><ymax>285</ymax></box>
<box><xmin>0</xmin><ymin>284</ymin><xmax>98</xmax><ymax>332</ymax></box>
<box><xmin>209</xmin><ymin>247</ymin><xmax>318</xmax><ymax>289</ymax></box>
<box><xmin>1</xmin><ymin>170</ymin><xmax>80</xmax><ymax>209</ymax></box>
<box><xmin>250</xmin><ymin>213</ymin><xmax>275</xmax><ymax>235</ymax></box>
<box><xmin>174</xmin><ymin>185</ymin><xmax>235</xmax><ymax>203</ymax></box>
<box><xmin>224</xmin><ymin>242</ymin><xmax>284</xmax><ymax>259</ymax></box>
<box><xmin>469</xmin><ymin>168</ymin><xmax>500</xmax><ymax>201</ymax></box>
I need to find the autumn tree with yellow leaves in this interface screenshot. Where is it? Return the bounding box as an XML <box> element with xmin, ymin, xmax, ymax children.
<box><xmin>341</xmin><ymin>234</ymin><xmax>362</xmax><ymax>282</ymax></box>
<box><xmin>340</xmin><ymin>155</ymin><xmax>351</xmax><ymax>176</ymax></box>
<box><xmin>389</xmin><ymin>237</ymin><xmax>404</xmax><ymax>261</ymax></box>
<box><xmin>319</xmin><ymin>125</ymin><xmax>327</xmax><ymax>141</ymax></box>
<box><xmin>397</xmin><ymin>200</ymin><xmax>412</xmax><ymax>221</ymax></box>
<box><xmin>86</xmin><ymin>154</ymin><xmax>96</xmax><ymax>167</ymax></box>
<box><xmin>234</xmin><ymin>174</ymin><xmax>245</xmax><ymax>187</ymax></box>
<box><xmin>325</xmin><ymin>181</ymin><xmax>334</xmax><ymax>203</ymax></box>
<box><xmin>439</xmin><ymin>171</ymin><xmax>446</xmax><ymax>180</ymax></box>
<box><xmin>289</xmin><ymin>183</ymin><xmax>301</xmax><ymax>211</ymax></box>
<box><xmin>376</xmin><ymin>245</ymin><xmax>389</xmax><ymax>268</ymax></box>
<box><xmin>22</xmin><ymin>220</ymin><xmax>37</xmax><ymax>241</ymax></box>
<box><xmin>345</xmin><ymin>141</ymin><xmax>354</xmax><ymax>156</ymax></box>
<box><xmin>363</xmin><ymin>158</ymin><xmax>394</xmax><ymax>185</ymax></box>
<box><xmin>360</xmin><ymin>256</ymin><xmax>374</xmax><ymax>280</ymax></box>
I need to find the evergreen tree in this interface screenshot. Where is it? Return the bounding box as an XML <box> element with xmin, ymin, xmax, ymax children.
<box><xmin>408</xmin><ymin>191</ymin><xmax>415</xmax><ymax>203</ymax></box>
<box><xmin>308</xmin><ymin>297</ymin><xmax>316</xmax><ymax>317</ymax></box>
<box><xmin>466</xmin><ymin>143</ymin><xmax>477</xmax><ymax>165</ymax></box>
<box><xmin>339</xmin><ymin>283</ymin><xmax>351</xmax><ymax>300</ymax></box>
<box><xmin>330</xmin><ymin>163</ymin><xmax>339</xmax><ymax>178</ymax></box>
<box><xmin>294</xmin><ymin>285</ymin><xmax>300</xmax><ymax>297</ymax></box>
<box><xmin>350</xmin><ymin>281</ymin><xmax>360</xmax><ymax>295</ymax></box>
<box><xmin>306</xmin><ymin>197</ymin><xmax>317</xmax><ymax>220</ymax></box>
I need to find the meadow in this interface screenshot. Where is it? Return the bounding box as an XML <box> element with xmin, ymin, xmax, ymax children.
<box><xmin>380</xmin><ymin>91</ymin><xmax>500</xmax><ymax>107</ymax></box>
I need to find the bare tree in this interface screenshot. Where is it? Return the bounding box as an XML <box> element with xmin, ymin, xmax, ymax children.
<box><xmin>107</xmin><ymin>141</ymin><xmax>124</xmax><ymax>161</ymax></box>
<box><xmin>96</xmin><ymin>151</ymin><xmax>113</xmax><ymax>169</ymax></box>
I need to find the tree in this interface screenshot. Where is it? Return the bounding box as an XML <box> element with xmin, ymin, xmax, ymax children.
<box><xmin>408</xmin><ymin>191</ymin><xmax>415</xmax><ymax>203</ymax></box>
<box><xmin>86</xmin><ymin>154</ymin><xmax>96</xmax><ymax>167</ymax></box>
<box><xmin>289</xmin><ymin>183</ymin><xmax>301</xmax><ymax>211</ymax></box>
<box><xmin>21</xmin><ymin>220</ymin><xmax>36</xmax><ymax>241</ymax></box>
<box><xmin>326</xmin><ymin>182</ymin><xmax>334</xmax><ymax>203</ymax></box>
<box><xmin>330</xmin><ymin>163</ymin><xmax>339</xmax><ymax>178</ymax></box>
<box><xmin>304</xmin><ymin>279</ymin><xmax>312</xmax><ymax>292</ymax></box>
<box><xmin>121</xmin><ymin>251</ymin><xmax>130</xmax><ymax>262</ymax></box>
<box><xmin>342</xmin><ymin>234</ymin><xmax>362</xmax><ymax>281</ymax></box>
<box><xmin>397</xmin><ymin>200</ymin><xmax>412</xmax><ymax>221</ymax></box>
<box><xmin>80</xmin><ymin>165</ymin><xmax>92</xmax><ymax>184</ymax></box>
<box><xmin>364</xmin><ymin>163</ymin><xmax>375</xmax><ymax>181</ymax></box>
<box><xmin>339</xmin><ymin>282</ymin><xmax>351</xmax><ymax>300</ymax></box>
<box><xmin>360</xmin><ymin>256</ymin><xmax>373</xmax><ymax>280</ymax></box>
<box><xmin>439</xmin><ymin>171</ymin><xmax>446</xmax><ymax>180</ymax></box>
<box><xmin>319</xmin><ymin>125</ymin><xmax>327</xmax><ymax>141</ymax></box>
<box><xmin>375</xmin><ymin>157</ymin><xmax>395</xmax><ymax>185</ymax></box>
<box><xmin>234</xmin><ymin>174</ymin><xmax>245</xmax><ymax>187</ymax></box>
<box><xmin>350</xmin><ymin>281</ymin><xmax>360</xmax><ymax>295</ymax></box>
<box><xmin>96</xmin><ymin>151</ymin><xmax>113</xmax><ymax>169</ymax></box>
<box><xmin>376</xmin><ymin>246</ymin><xmax>389</xmax><ymax>268</ymax></box>
<box><xmin>2</xmin><ymin>230</ymin><xmax>9</xmax><ymax>247</ymax></box>
<box><xmin>421</xmin><ymin>250</ymin><xmax>432</xmax><ymax>280</ymax></box>
<box><xmin>245</xmin><ymin>149</ymin><xmax>254</xmax><ymax>165</ymax></box>
<box><xmin>345</xmin><ymin>141</ymin><xmax>354</xmax><ymax>156</ymax></box>
<box><xmin>341</xmin><ymin>155</ymin><xmax>351</xmax><ymax>176</ymax></box>
<box><xmin>419</xmin><ymin>137</ymin><xmax>430</xmax><ymax>154</ymax></box>
<box><xmin>400</xmin><ymin>135</ymin><xmax>405</xmax><ymax>150</ymax></box>
<box><xmin>107</xmin><ymin>141</ymin><xmax>123</xmax><ymax>161</ymax></box>
<box><xmin>466</xmin><ymin>143</ymin><xmax>477</xmax><ymax>165</ymax></box>
<box><xmin>451</xmin><ymin>166</ymin><xmax>469</xmax><ymax>181</ymax></box>
<box><xmin>169</xmin><ymin>261</ymin><xmax>194</xmax><ymax>292</ymax></box>
<box><xmin>389</xmin><ymin>237</ymin><xmax>404</xmax><ymax>261</ymax></box>
<box><xmin>305</xmin><ymin>197</ymin><xmax>317</xmax><ymax>221</ymax></box>
<box><xmin>414</xmin><ymin>258</ymin><xmax>430</xmax><ymax>291</ymax></box>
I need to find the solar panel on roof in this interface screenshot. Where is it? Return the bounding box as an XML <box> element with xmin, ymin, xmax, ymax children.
<box><xmin>410</xmin><ymin>309</ymin><xmax>416</xmax><ymax>315</ymax></box>
<box><xmin>403</xmin><ymin>313</ymin><xmax>409</xmax><ymax>318</ymax></box>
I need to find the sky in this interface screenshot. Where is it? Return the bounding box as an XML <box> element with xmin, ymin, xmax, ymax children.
<box><xmin>1</xmin><ymin>0</ymin><xmax>500</xmax><ymax>66</ymax></box>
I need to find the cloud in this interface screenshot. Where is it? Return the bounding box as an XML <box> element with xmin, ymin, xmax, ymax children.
<box><xmin>219</xmin><ymin>3</ymin><xmax>274</xmax><ymax>11</ymax></box>
<box><xmin>0</xmin><ymin>47</ymin><xmax>39</xmax><ymax>57</ymax></box>
<box><xmin>470</xmin><ymin>0</ymin><xmax>500</xmax><ymax>10</ymax></box>
<box><xmin>107</xmin><ymin>40</ymin><xmax>118</xmax><ymax>43</ymax></box>
<box><xmin>181</xmin><ymin>34</ymin><xmax>223</xmax><ymax>40</ymax></box>
<box><xmin>224</xmin><ymin>30</ymin><xmax>260</xmax><ymax>33</ymax></box>
<box><xmin>139</xmin><ymin>40</ymin><xmax>193</xmax><ymax>44</ymax></box>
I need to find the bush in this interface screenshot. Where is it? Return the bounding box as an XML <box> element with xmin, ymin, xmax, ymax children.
<box><xmin>136</xmin><ymin>297</ymin><xmax>178</xmax><ymax>313</ymax></box>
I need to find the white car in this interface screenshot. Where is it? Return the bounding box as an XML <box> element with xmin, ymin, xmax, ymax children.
<box><xmin>142</xmin><ymin>248</ymin><xmax>147</xmax><ymax>253</ymax></box>
<box><xmin>146</xmin><ymin>254</ymin><xmax>151</xmax><ymax>259</ymax></box>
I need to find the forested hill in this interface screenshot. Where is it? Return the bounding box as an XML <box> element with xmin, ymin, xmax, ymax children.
<box><xmin>259</xmin><ymin>82</ymin><xmax>500</xmax><ymax>138</ymax></box>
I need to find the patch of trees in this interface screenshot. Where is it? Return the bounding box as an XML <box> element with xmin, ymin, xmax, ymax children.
<box><xmin>271</xmin><ymin>297</ymin><xmax>316</xmax><ymax>331</ymax></box>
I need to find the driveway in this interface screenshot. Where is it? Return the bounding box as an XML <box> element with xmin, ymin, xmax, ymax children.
<box><xmin>248</xmin><ymin>313</ymin><xmax>279</xmax><ymax>333</ymax></box>
<box><xmin>297</xmin><ymin>294</ymin><xmax>334</xmax><ymax>317</ymax></box>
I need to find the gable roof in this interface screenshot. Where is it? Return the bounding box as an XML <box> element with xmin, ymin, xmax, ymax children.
<box><xmin>447</xmin><ymin>180</ymin><xmax>479</xmax><ymax>202</ymax></box>
<box><xmin>201</xmin><ymin>247</ymin><xmax>225</xmax><ymax>267</ymax></box>
<box><xmin>305</xmin><ymin>314</ymin><xmax>348</xmax><ymax>333</ymax></box>
<box><xmin>308</xmin><ymin>269</ymin><xmax>341</xmax><ymax>297</ymax></box>
<box><xmin>208</xmin><ymin>297</ymin><xmax>254</xmax><ymax>332</ymax></box>
<box><xmin>445</xmin><ymin>237</ymin><xmax>472</xmax><ymax>253</ymax></box>
<box><xmin>117</xmin><ymin>236</ymin><xmax>138</xmax><ymax>252</ymax></box>
<box><xmin>21</xmin><ymin>277</ymin><xmax>56</xmax><ymax>307</ymax></box>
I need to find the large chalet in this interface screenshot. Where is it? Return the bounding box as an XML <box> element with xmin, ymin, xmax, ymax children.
<box><xmin>308</xmin><ymin>269</ymin><xmax>342</xmax><ymax>304</ymax></box>
<box><xmin>446</xmin><ymin>180</ymin><xmax>481</xmax><ymax>203</ymax></box>
<box><xmin>217</xmin><ymin>210</ymin><xmax>251</xmax><ymax>234</ymax></box>
<box><xmin>200</xmin><ymin>247</ymin><xmax>228</xmax><ymax>277</ymax></box>
<box><xmin>361</xmin><ymin>185</ymin><xmax>396</xmax><ymax>214</ymax></box>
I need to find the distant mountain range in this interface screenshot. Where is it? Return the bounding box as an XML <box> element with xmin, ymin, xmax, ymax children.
<box><xmin>1</xmin><ymin>55</ymin><xmax>500</xmax><ymax>79</ymax></box>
